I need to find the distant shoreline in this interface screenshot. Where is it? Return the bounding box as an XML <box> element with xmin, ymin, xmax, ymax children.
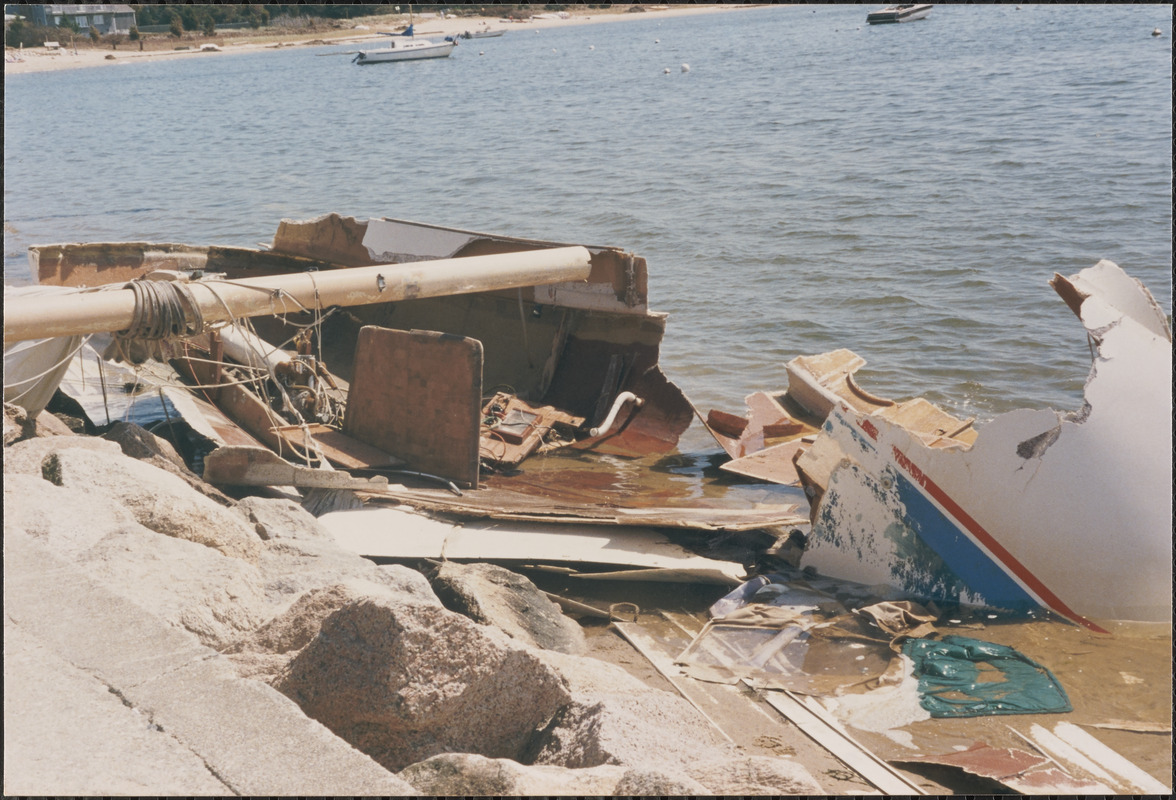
<box><xmin>4</xmin><ymin>5</ymin><xmax>766</xmax><ymax>76</ymax></box>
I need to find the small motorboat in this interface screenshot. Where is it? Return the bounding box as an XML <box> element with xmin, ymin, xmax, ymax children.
<box><xmin>866</xmin><ymin>4</ymin><xmax>933</xmax><ymax>24</ymax></box>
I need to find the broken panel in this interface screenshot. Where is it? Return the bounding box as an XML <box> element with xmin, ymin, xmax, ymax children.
<box><xmin>344</xmin><ymin>326</ymin><xmax>483</xmax><ymax>488</ymax></box>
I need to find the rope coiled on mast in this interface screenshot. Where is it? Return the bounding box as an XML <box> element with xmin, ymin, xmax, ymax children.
<box><xmin>116</xmin><ymin>278</ymin><xmax>205</xmax><ymax>341</ymax></box>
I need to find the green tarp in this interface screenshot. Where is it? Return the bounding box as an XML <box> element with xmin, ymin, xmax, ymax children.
<box><xmin>903</xmin><ymin>635</ymin><xmax>1071</xmax><ymax>718</ymax></box>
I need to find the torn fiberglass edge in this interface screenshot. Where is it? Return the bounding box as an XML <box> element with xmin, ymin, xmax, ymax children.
<box><xmin>791</xmin><ymin>260</ymin><xmax>1172</xmax><ymax>626</ymax></box>
<box><xmin>20</xmin><ymin>213</ymin><xmax>806</xmax><ymax>535</ymax></box>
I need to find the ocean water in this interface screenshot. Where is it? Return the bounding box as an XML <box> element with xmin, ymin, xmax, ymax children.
<box><xmin>4</xmin><ymin>5</ymin><xmax>1170</xmax><ymax>436</ymax></box>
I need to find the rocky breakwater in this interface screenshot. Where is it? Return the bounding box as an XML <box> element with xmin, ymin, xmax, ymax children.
<box><xmin>3</xmin><ymin>402</ymin><xmax>823</xmax><ymax>796</ymax></box>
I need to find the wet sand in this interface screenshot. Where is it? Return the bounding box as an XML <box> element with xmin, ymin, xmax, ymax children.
<box><xmin>4</xmin><ymin>5</ymin><xmax>761</xmax><ymax>77</ymax></box>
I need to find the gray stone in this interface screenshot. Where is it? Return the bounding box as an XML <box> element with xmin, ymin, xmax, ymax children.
<box><xmin>398</xmin><ymin>752</ymin><xmax>626</xmax><ymax>796</ymax></box>
<box><xmin>4</xmin><ymin>473</ymin><xmax>144</xmax><ymax>559</ymax></box>
<box><xmin>4</xmin><ymin>617</ymin><xmax>229</xmax><ymax>795</ymax></box>
<box><xmin>236</xmin><ymin>495</ymin><xmax>333</xmax><ymax>540</ymax></box>
<box><xmin>527</xmin><ymin>648</ymin><xmax>731</xmax><ymax>772</ymax></box>
<box><xmin>258</xmin><ymin>535</ymin><xmax>438</xmax><ymax>606</ymax></box>
<box><xmin>3</xmin><ymin>434</ymin><xmax>123</xmax><ymax>475</ymax></box>
<box><xmin>612</xmin><ymin>768</ymin><xmax>711</xmax><ymax>796</ymax></box>
<box><xmin>687</xmin><ymin>755</ymin><xmax>824</xmax><ymax>795</ymax></box>
<box><xmin>430</xmin><ymin>561</ymin><xmax>587</xmax><ymax>654</ymax></box>
<box><xmin>3</xmin><ymin>404</ymin><xmax>75</xmax><ymax>444</ymax></box>
<box><xmin>3</xmin><ymin>402</ymin><xmax>30</xmax><ymax>445</ymax></box>
<box><xmin>274</xmin><ymin>593</ymin><xmax>570</xmax><ymax>772</ymax></box>
<box><xmin>230</xmin><ymin>580</ymin><xmax>397</xmax><ymax>657</ymax></box>
<box><xmin>129</xmin><ymin>655</ymin><xmax>419</xmax><ymax>796</ymax></box>
<box><xmin>4</xmin><ymin>533</ymin><xmax>416</xmax><ymax>796</ymax></box>
<box><xmin>77</xmin><ymin>528</ymin><xmax>271</xmax><ymax>650</ymax></box>
<box><xmin>41</xmin><ymin>446</ymin><xmax>261</xmax><ymax>562</ymax></box>
<box><xmin>102</xmin><ymin>421</ymin><xmax>234</xmax><ymax>507</ymax></box>
<box><xmin>34</xmin><ymin>409</ymin><xmax>78</xmax><ymax>437</ymax></box>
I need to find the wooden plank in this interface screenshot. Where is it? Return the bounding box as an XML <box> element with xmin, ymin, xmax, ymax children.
<box><xmin>1024</xmin><ymin>723</ymin><xmax>1121</xmax><ymax>789</ymax></box>
<box><xmin>759</xmin><ymin>688</ymin><xmax>926</xmax><ymax>795</ymax></box>
<box><xmin>1051</xmin><ymin>721</ymin><xmax>1169</xmax><ymax>794</ymax></box>
<box><xmin>276</xmin><ymin>423</ymin><xmax>405</xmax><ymax>470</ymax></box>
<box><xmin>344</xmin><ymin>327</ymin><xmax>482</xmax><ymax>488</ymax></box>
<box><xmin>721</xmin><ymin>438</ymin><xmax>808</xmax><ymax>486</ymax></box>
<box><xmin>203</xmin><ymin>446</ymin><xmax>390</xmax><ymax>490</ymax></box>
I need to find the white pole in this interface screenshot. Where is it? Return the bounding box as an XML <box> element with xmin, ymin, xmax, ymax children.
<box><xmin>4</xmin><ymin>246</ymin><xmax>592</xmax><ymax>343</ymax></box>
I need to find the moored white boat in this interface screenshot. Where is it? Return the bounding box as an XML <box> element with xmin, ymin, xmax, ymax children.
<box><xmin>866</xmin><ymin>4</ymin><xmax>933</xmax><ymax>24</ymax></box>
<box><xmin>354</xmin><ymin>36</ymin><xmax>455</xmax><ymax>64</ymax></box>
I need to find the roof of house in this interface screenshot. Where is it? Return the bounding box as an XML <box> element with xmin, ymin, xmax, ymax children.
<box><xmin>42</xmin><ymin>5</ymin><xmax>136</xmax><ymax>15</ymax></box>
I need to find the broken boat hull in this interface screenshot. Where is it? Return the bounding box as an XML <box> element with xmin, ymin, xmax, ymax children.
<box><xmin>795</xmin><ymin>261</ymin><xmax>1172</xmax><ymax>626</ymax></box>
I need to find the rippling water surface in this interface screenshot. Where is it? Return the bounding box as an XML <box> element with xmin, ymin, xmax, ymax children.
<box><xmin>5</xmin><ymin>4</ymin><xmax>1171</xmax><ymax>435</ymax></box>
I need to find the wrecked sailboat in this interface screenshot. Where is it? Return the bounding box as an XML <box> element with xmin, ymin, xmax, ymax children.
<box><xmin>7</xmin><ymin>217</ymin><xmax>1168</xmax><ymax>623</ymax></box>
<box><xmin>8</xmin><ymin>215</ymin><xmax>806</xmax><ymax>554</ymax></box>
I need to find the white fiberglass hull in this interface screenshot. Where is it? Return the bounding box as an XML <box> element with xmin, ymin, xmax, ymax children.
<box><xmin>355</xmin><ymin>41</ymin><xmax>455</xmax><ymax>64</ymax></box>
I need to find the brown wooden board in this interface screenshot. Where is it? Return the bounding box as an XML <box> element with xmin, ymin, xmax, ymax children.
<box><xmin>359</xmin><ymin>484</ymin><xmax>804</xmax><ymax>532</ymax></box>
<box><xmin>344</xmin><ymin>326</ymin><xmax>482</xmax><ymax>488</ymax></box>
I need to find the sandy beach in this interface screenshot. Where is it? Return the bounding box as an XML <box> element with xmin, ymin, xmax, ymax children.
<box><xmin>4</xmin><ymin>5</ymin><xmax>761</xmax><ymax>76</ymax></box>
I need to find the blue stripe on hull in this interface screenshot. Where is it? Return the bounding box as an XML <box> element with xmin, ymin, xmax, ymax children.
<box><xmin>892</xmin><ymin>472</ymin><xmax>1040</xmax><ymax>612</ymax></box>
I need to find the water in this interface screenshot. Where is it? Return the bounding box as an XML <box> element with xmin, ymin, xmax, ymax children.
<box><xmin>4</xmin><ymin>6</ymin><xmax>1170</xmax><ymax>439</ymax></box>
<box><xmin>3</xmin><ymin>5</ymin><xmax>1171</xmax><ymax>778</ymax></box>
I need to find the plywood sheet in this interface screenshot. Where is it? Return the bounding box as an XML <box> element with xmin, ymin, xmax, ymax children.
<box><xmin>344</xmin><ymin>326</ymin><xmax>482</xmax><ymax>487</ymax></box>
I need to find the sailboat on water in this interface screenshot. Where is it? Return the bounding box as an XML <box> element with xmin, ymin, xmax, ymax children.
<box><xmin>353</xmin><ymin>6</ymin><xmax>455</xmax><ymax>64</ymax></box>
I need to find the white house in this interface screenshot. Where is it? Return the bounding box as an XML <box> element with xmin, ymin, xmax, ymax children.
<box><xmin>25</xmin><ymin>4</ymin><xmax>137</xmax><ymax>35</ymax></box>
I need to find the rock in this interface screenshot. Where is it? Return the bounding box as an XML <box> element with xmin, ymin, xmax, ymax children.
<box><xmin>612</xmin><ymin>768</ymin><xmax>711</xmax><ymax>795</ymax></box>
<box><xmin>526</xmin><ymin>649</ymin><xmax>730</xmax><ymax>772</ymax></box>
<box><xmin>4</xmin><ymin>616</ymin><xmax>230</xmax><ymax>795</ymax></box>
<box><xmin>429</xmin><ymin>562</ymin><xmax>586</xmax><ymax>654</ymax></box>
<box><xmin>34</xmin><ymin>410</ymin><xmax>78</xmax><ymax>438</ymax></box>
<box><xmin>258</xmin><ymin>536</ymin><xmax>438</xmax><ymax>607</ymax></box>
<box><xmin>236</xmin><ymin>496</ymin><xmax>333</xmax><ymax>541</ymax></box>
<box><xmin>76</xmin><ymin>528</ymin><xmax>270</xmax><ymax>650</ymax></box>
<box><xmin>274</xmin><ymin>593</ymin><xmax>570</xmax><ymax>771</ymax></box>
<box><xmin>6</xmin><ymin>403</ymin><xmax>76</xmax><ymax>444</ymax></box>
<box><xmin>40</xmin><ymin>447</ymin><xmax>261</xmax><ymax>562</ymax></box>
<box><xmin>102</xmin><ymin>422</ymin><xmax>234</xmax><ymax>507</ymax></box>
<box><xmin>230</xmin><ymin>580</ymin><xmax>396</xmax><ymax>657</ymax></box>
<box><xmin>398</xmin><ymin>752</ymin><xmax>626</xmax><ymax>795</ymax></box>
<box><xmin>528</xmin><ymin>650</ymin><xmax>824</xmax><ymax>792</ymax></box>
<box><xmin>687</xmin><ymin>755</ymin><xmax>824</xmax><ymax>795</ymax></box>
<box><xmin>3</xmin><ymin>473</ymin><xmax>144</xmax><ymax>559</ymax></box>
<box><xmin>4</xmin><ymin>402</ymin><xmax>32</xmax><ymax>445</ymax></box>
<box><xmin>3</xmin><ymin>435</ymin><xmax>123</xmax><ymax>475</ymax></box>
<box><xmin>102</xmin><ymin>421</ymin><xmax>186</xmax><ymax>469</ymax></box>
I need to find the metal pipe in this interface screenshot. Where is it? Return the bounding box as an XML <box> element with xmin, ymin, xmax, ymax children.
<box><xmin>589</xmin><ymin>391</ymin><xmax>643</xmax><ymax>437</ymax></box>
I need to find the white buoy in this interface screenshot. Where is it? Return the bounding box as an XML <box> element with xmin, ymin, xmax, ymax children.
<box><xmin>479</xmin><ymin>51</ymin><xmax>484</xmax><ymax>55</ymax></box>
<box><xmin>655</xmin><ymin>38</ymin><xmax>660</xmax><ymax>44</ymax></box>
<box><xmin>663</xmin><ymin>67</ymin><xmax>670</xmax><ymax>74</ymax></box>
<box><xmin>1152</xmin><ymin>27</ymin><xmax>1162</xmax><ymax>37</ymax></box>
<box><xmin>552</xmin><ymin>48</ymin><xmax>557</xmax><ymax>53</ymax></box>
<box><xmin>680</xmin><ymin>63</ymin><xmax>689</xmax><ymax>72</ymax></box>
<box><xmin>589</xmin><ymin>45</ymin><xmax>594</xmax><ymax>50</ymax></box>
